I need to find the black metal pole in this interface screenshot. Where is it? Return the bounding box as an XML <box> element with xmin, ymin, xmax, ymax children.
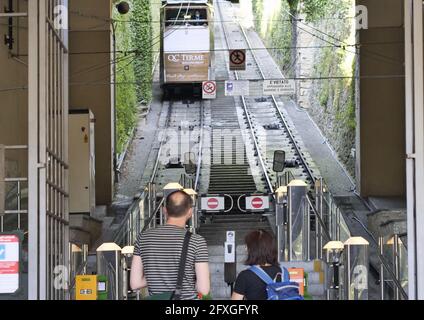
<box><xmin>112</xmin><ymin>21</ymin><xmax>118</xmax><ymax>183</ymax></box>
<box><xmin>4</xmin><ymin>0</ymin><xmax>14</xmax><ymax>50</ymax></box>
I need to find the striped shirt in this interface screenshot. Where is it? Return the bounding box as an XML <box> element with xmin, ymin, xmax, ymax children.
<box><xmin>133</xmin><ymin>224</ymin><xmax>209</xmax><ymax>300</ymax></box>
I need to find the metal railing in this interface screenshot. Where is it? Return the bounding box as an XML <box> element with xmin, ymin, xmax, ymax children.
<box><xmin>114</xmin><ymin>98</ymin><xmax>205</xmax><ymax>246</ymax></box>
<box><xmin>114</xmin><ymin>184</ymin><xmax>161</xmax><ymax>247</ymax></box>
<box><xmin>310</xmin><ymin>178</ymin><xmax>408</xmax><ymax>299</ymax></box>
<box><xmin>379</xmin><ymin>233</ymin><xmax>408</xmax><ymax>300</ymax></box>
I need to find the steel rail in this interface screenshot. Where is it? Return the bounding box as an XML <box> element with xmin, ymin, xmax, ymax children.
<box><xmin>194</xmin><ymin>101</ymin><xmax>205</xmax><ymax>192</ymax></box>
<box><xmin>223</xmin><ymin>1</ymin><xmax>407</xmax><ymax>301</ymax></box>
<box><xmin>150</xmin><ymin>100</ymin><xmax>173</xmax><ymax>184</ymax></box>
<box><xmin>216</xmin><ymin>0</ymin><xmax>274</xmax><ymax>194</ymax></box>
<box><xmin>238</xmin><ymin>16</ymin><xmax>316</xmax><ymax>184</ymax></box>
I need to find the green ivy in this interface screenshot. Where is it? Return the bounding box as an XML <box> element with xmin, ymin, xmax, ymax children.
<box><xmin>251</xmin><ymin>0</ymin><xmax>356</xmax><ymax>175</ymax></box>
<box><xmin>251</xmin><ymin>0</ymin><xmax>292</xmax><ymax>75</ymax></box>
<box><xmin>113</xmin><ymin>0</ymin><xmax>160</xmax><ymax>153</ymax></box>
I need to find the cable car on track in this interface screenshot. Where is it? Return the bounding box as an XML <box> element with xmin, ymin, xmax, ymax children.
<box><xmin>160</xmin><ymin>0</ymin><xmax>215</xmax><ymax>99</ymax></box>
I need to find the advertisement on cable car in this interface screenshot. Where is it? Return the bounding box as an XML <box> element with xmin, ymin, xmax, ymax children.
<box><xmin>164</xmin><ymin>52</ymin><xmax>210</xmax><ymax>83</ymax></box>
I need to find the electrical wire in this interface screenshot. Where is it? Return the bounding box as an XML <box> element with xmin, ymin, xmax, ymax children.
<box><xmin>68</xmin><ymin>73</ymin><xmax>405</xmax><ymax>87</ymax></box>
<box><xmin>68</xmin><ymin>44</ymin><xmax>360</xmax><ymax>56</ymax></box>
<box><xmin>69</xmin><ymin>13</ymin><xmax>187</xmax><ymax>79</ymax></box>
<box><xmin>281</xmin><ymin>7</ymin><xmax>403</xmax><ymax>66</ymax></box>
<box><xmin>77</xmin><ymin>2</ymin><xmax>195</xmax><ymax>84</ymax></box>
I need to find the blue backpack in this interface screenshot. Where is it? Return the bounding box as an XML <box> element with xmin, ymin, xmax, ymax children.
<box><xmin>249</xmin><ymin>265</ymin><xmax>304</xmax><ymax>300</ymax></box>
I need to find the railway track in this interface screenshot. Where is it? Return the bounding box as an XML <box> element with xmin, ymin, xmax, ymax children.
<box><xmin>216</xmin><ymin>0</ymin><xmax>320</xmax><ymax>191</ymax></box>
<box><xmin>144</xmin><ymin>99</ymin><xmax>206</xmax><ymax>192</ymax></box>
<box><xmin>208</xmin><ymin>93</ymin><xmax>258</xmax><ymax>195</ymax></box>
<box><xmin>132</xmin><ymin>101</ymin><xmax>205</xmax><ymax>190</ymax></box>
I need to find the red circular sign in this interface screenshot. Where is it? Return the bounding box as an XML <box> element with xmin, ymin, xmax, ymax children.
<box><xmin>203</xmin><ymin>81</ymin><xmax>216</xmax><ymax>94</ymax></box>
<box><xmin>251</xmin><ymin>197</ymin><xmax>263</xmax><ymax>209</ymax></box>
<box><xmin>230</xmin><ymin>50</ymin><xmax>245</xmax><ymax>65</ymax></box>
<box><xmin>207</xmin><ymin>198</ymin><xmax>219</xmax><ymax>209</ymax></box>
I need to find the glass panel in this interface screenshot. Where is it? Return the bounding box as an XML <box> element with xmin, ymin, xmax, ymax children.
<box><xmin>339</xmin><ymin>214</ymin><xmax>351</xmax><ymax>243</ymax></box>
<box><xmin>290</xmin><ymin>197</ymin><xmax>305</xmax><ymax>260</ymax></box>
<box><xmin>398</xmin><ymin>237</ymin><xmax>408</xmax><ymax>296</ymax></box>
<box><xmin>165</xmin><ymin>7</ymin><xmax>208</xmax><ymax>26</ymax></box>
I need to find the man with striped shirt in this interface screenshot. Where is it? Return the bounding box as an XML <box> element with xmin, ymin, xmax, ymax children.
<box><xmin>130</xmin><ymin>190</ymin><xmax>210</xmax><ymax>299</ymax></box>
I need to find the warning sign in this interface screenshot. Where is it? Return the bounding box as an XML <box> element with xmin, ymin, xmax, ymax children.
<box><xmin>245</xmin><ymin>195</ymin><xmax>270</xmax><ymax>211</ymax></box>
<box><xmin>202</xmin><ymin>81</ymin><xmax>216</xmax><ymax>99</ymax></box>
<box><xmin>263</xmin><ymin>79</ymin><xmax>295</xmax><ymax>96</ymax></box>
<box><xmin>0</xmin><ymin>234</ymin><xmax>20</xmax><ymax>294</ymax></box>
<box><xmin>225</xmin><ymin>80</ymin><xmax>249</xmax><ymax>96</ymax></box>
<box><xmin>201</xmin><ymin>196</ymin><xmax>225</xmax><ymax>211</ymax></box>
<box><xmin>229</xmin><ymin>49</ymin><xmax>246</xmax><ymax>71</ymax></box>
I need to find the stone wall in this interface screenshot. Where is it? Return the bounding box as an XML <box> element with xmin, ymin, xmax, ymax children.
<box><xmin>248</xmin><ymin>0</ymin><xmax>356</xmax><ymax>176</ymax></box>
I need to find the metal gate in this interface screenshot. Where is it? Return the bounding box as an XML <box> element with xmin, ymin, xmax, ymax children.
<box><xmin>28</xmin><ymin>0</ymin><xmax>69</xmax><ymax>300</ymax></box>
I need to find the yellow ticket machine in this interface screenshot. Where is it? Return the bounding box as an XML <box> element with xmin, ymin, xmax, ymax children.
<box><xmin>75</xmin><ymin>275</ymin><xmax>97</xmax><ymax>300</ymax></box>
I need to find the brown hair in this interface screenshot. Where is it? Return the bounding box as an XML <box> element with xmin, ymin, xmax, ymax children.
<box><xmin>166</xmin><ymin>190</ymin><xmax>193</xmax><ymax>218</ymax></box>
<box><xmin>244</xmin><ymin>229</ymin><xmax>278</xmax><ymax>266</ymax></box>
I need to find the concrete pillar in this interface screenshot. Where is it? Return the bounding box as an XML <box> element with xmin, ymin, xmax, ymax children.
<box><xmin>356</xmin><ymin>0</ymin><xmax>405</xmax><ymax>197</ymax></box>
<box><xmin>69</xmin><ymin>0</ymin><xmax>114</xmax><ymax>206</ymax></box>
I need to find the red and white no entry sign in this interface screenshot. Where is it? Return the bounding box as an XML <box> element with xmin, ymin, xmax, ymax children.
<box><xmin>202</xmin><ymin>81</ymin><xmax>216</xmax><ymax>99</ymax></box>
<box><xmin>245</xmin><ymin>195</ymin><xmax>269</xmax><ymax>211</ymax></box>
<box><xmin>207</xmin><ymin>198</ymin><xmax>219</xmax><ymax>209</ymax></box>
<box><xmin>251</xmin><ymin>197</ymin><xmax>264</xmax><ymax>209</ymax></box>
<box><xmin>201</xmin><ymin>196</ymin><xmax>225</xmax><ymax>211</ymax></box>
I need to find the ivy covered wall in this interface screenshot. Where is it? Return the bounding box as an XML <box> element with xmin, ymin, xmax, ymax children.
<box><xmin>251</xmin><ymin>0</ymin><xmax>293</xmax><ymax>75</ymax></box>
<box><xmin>309</xmin><ymin>0</ymin><xmax>356</xmax><ymax>174</ymax></box>
<box><xmin>113</xmin><ymin>0</ymin><xmax>160</xmax><ymax>153</ymax></box>
<box><xmin>249</xmin><ymin>0</ymin><xmax>356</xmax><ymax>175</ymax></box>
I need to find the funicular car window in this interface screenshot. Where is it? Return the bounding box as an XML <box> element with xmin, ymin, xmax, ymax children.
<box><xmin>165</xmin><ymin>8</ymin><xmax>208</xmax><ymax>26</ymax></box>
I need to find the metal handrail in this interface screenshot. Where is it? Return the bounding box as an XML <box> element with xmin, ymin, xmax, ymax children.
<box><xmin>113</xmin><ymin>195</ymin><xmax>143</xmax><ymax>245</ymax></box>
<box><xmin>150</xmin><ymin>101</ymin><xmax>173</xmax><ymax>185</ymax></box>
<box><xmin>113</xmin><ymin>100</ymin><xmax>174</xmax><ymax>245</ymax></box>
<box><xmin>142</xmin><ymin>198</ymin><xmax>165</xmax><ymax>233</ymax></box>
<box><xmin>305</xmin><ymin>195</ymin><xmax>332</xmax><ymax>242</ymax></box>
<box><xmin>351</xmin><ymin>216</ymin><xmax>408</xmax><ymax>300</ymax></box>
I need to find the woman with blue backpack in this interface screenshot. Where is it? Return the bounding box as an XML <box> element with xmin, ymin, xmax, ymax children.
<box><xmin>231</xmin><ymin>229</ymin><xmax>303</xmax><ymax>300</ymax></box>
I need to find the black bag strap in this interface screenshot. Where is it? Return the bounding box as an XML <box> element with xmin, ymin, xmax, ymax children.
<box><xmin>174</xmin><ymin>231</ymin><xmax>192</xmax><ymax>299</ymax></box>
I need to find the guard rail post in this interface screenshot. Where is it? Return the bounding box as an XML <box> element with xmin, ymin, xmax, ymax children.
<box><xmin>275</xmin><ymin>186</ymin><xmax>288</xmax><ymax>262</ymax></box>
<box><xmin>96</xmin><ymin>243</ymin><xmax>123</xmax><ymax>300</ymax></box>
<box><xmin>121</xmin><ymin>246</ymin><xmax>134</xmax><ymax>300</ymax></box>
<box><xmin>184</xmin><ymin>188</ymin><xmax>198</xmax><ymax>233</ymax></box>
<box><xmin>379</xmin><ymin>236</ymin><xmax>385</xmax><ymax>300</ymax></box>
<box><xmin>315</xmin><ymin>179</ymin><xmax>324</xmax><ymax>259</ymax></box>
<box><xmin>287</xmin><ymin>180</ymin><xmax>308</xmax><ymax>261</ymax></box>
<box><xmin>343</xmin><ymin>237</ymin><xmax>369</xmax><ymax>300</ymax></box>
<box><xmin>324</xmin><ymin>241</ymin><xmax>344</xmax><ymax>300</ymax></box>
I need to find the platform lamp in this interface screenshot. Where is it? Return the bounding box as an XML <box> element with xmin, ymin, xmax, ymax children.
<box><xmin>113</xmin><ymin>1</ymin><xmax>130</xmax><ymax>183</ymax></box>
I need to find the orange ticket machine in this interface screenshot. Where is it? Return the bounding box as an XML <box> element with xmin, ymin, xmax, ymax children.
<box><xmin>288</xmin><ymin>268</ymin><xmax>305</xmax><ymax>296</ymax></box>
